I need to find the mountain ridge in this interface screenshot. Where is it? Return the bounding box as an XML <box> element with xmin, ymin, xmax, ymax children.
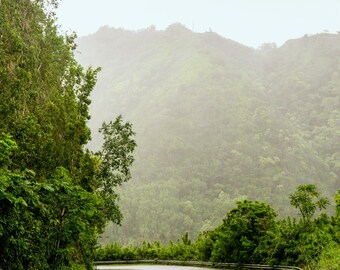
<box><xmin>76</xmin><ymin>25</ymin><xmax>340</xmax><ymax>244</ymax></box>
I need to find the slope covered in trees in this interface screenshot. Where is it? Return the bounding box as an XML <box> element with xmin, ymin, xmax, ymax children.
<box><xmin>0</xmin><ymin>1</ymin><xmax>135</xmax><ymax>269</ymax></box>
<box><xmin>76</xmin><ymin>25</ymin><xmax>340</xmax><ymax>244</ymax></box>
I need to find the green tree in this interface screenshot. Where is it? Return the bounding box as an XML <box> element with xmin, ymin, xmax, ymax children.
<box><xmin>97</xmin><ymin>115</ymin><xmax>136</xmax><ymax>223</ymax></box>
<box><xmin>289</xmin><ymin>184</ymin><xmax>330</xmax><ymax>223</ymax></box>
<box><xmin>0</xmin><ymin>0</ymin><xmax>136</xmax><ymax>269</ymax></box>
<box><xmin>211</xmin><ymin>200</ymin><xmax>277</xmax><ymax>263</ymax></box>
<box><xmin>336</xmin><ymin>190</ymin><xmax>340</xmax><ymax>222</ymax></box>
<box><xmin>0</xmin><ymin>134</ymin><xmax>47</xmax><ymax>269</ymax></box>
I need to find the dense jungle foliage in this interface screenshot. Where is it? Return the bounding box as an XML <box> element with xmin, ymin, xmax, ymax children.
<box><xmin>0</xmin><ymin>1</ymin><xmax>135</xmax><ymax>269</ymax></box>
<box><xmin>96</xmin><ymin>185</ymin><xmax>340</xmax><ymax>269</ymax></box>
<box><xmin>1</xmin><ymin>1</ymin><xmax>339</xmax><ymax>269</ymax></box>
<box><xmin>76</xmin><ymin>25</ymin><xmax>340</xmax><ymax>244</ymax></box>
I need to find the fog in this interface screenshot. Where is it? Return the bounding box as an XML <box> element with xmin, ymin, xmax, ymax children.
<box><xmin>2</xmin><ymin>1</ymin><xmax>339</xmax><ymax>268</ymax></box>
<box><xmin>56</xmin><ymin>0</ymin><xmax>340</xmax><ymax>48</ymax></box>
<box><xmin>58</xmin><ymin>0</ymin><xmax>339</xmax><ymax>246</ymax></box>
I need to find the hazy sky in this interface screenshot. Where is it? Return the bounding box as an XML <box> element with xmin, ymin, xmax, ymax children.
<box><xmin>56</xmin><ymin>0</ymin><xmax>340</xmax><ymax>48</ymax></box>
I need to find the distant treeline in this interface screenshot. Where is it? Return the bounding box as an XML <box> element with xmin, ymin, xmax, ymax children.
<box><xmin>96</xmin><ymin>185</ymin><xmax>340</xmax><ymax>270</ymax></box>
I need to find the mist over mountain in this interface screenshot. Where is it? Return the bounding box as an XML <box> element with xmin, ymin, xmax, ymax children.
<box><xmin>76</xmin><ymin>24</ymin><xmax>340</xmax><ymax>244</ymax></box>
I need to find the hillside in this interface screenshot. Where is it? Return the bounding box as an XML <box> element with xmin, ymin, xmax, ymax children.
<box><xmin>76</xmin><ymin>25</ymin><xmax>340</xmax><ymax>244</ymax></box>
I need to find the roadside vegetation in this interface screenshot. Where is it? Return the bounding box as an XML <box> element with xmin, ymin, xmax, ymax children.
<box><xmin>96</xmin><ymin>185</ymin><xmax>340</xmax><ymax>270</ymax></box>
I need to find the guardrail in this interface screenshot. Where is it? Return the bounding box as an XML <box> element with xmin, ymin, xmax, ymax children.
<box><xmin>94</xmin><ymin>260</ymin><xmax>303</xmax><ymax>270</ymax></box>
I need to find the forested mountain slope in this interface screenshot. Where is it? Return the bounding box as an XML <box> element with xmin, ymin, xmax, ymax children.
<box><xmin>76</xmin><ymin>25</ymin><xmax>340</xmax><ymax>244</ymax></box>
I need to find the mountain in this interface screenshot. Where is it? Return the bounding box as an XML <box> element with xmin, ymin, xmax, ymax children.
<box><xmin>76</xmin><ymin>24</ymin><xmax>340</xmax><ymax>244</ymax></box>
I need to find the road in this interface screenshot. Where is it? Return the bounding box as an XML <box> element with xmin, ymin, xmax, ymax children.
<box><xmin>96</xmin><ymin>265</ymin><xmax>214</xmax><ymax>270</ymax></box>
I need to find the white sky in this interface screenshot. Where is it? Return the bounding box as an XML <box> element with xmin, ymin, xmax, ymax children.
<box><xmin>56</xmin><ymin>0</ymin><xmax>340</xmax><ymax>48</ymax></box>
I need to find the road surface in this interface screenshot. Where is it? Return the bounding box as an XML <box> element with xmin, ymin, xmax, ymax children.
<box><xmin>96</xmin><ymin>265</ymin><xmax>213</xmax><ymax>270</ymax></box>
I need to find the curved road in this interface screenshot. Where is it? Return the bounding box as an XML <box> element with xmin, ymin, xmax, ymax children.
<box><xmin>96</xmin><ymin>265</ymin><xmax>213</xmax><ymax>270</ymax></box>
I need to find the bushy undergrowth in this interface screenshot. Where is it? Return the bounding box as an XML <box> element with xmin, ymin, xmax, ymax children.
<box><xmin>96</xmin><ymin>188</ymin><xmax>340</xmax><ymax>269</ymax></box>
